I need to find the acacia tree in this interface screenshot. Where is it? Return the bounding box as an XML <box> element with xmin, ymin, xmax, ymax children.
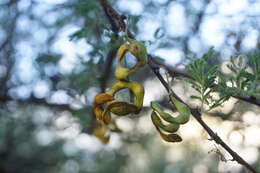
<box><xmin>90</xmin><ymin>0</ymin><xmax>260</xmax><ymax>172</ymax></box>
<box><xmin>0</xmin><ymin>0</ymin><xmax>259</xmax><ymax>173</ymax></box>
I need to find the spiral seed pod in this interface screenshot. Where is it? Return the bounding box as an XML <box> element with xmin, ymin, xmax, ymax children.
<box><xmin>151</xmin><ymin>110</ymin><xmax>182</xmax><ymax>142</ymax></box>
<box><xmin>93</xmin><ymin>93</ymin><xmax>114</xmax><ymax>119</ymax></box>
<box><xmin>151</xmin><ymin>100</ymin><xmax>190</xmax><ymax>124</ymax></box>
<box><xmin>169</xmin><ymin>96</ymin><xmax>190</xmax><ymax>124</ymax></box>
<box><xmin>151</xmin><ymin>111</ymin><xmax>180</xmax><ymax>133</ymax></box>
<box><xmin>155</xmin><ymin>125</ymin><xmax>182</xmax><ymax>143</ymax></box>
<box><xmin>107</xmin><ymin>100</ymin><xmax>139</xmax><ymax>115</ymax></box>
<box><xmin>150</xmin><ymin>100</ymin><xmax>190</xmax><ymax>143</ymax></box>
<box><xmin>106</xmin><ymin>80</ymin><xmax>144</xmax><ymax>111</ymax></box>
<box><xmin>115</xmin><ymin>39</ymin><xmax>148</xmax><ymax>80</ymax></box>
<box><xmin>94</xmin><ymin>93</ymin><xmax>114</xmax><ymax>105</ymax></box>
<box><xmin>91</xmin><ymin>37</ymin><xmax>147</xmax><ymax>143</ymax></box>
<box><xmin>127</xmin><ymin>39</ymin><xmax>148</xmax><ymax>67</ymax></box>
<box><xmin>102</xmin><ymin>100</ymin><xmax>138</xmax><ymax>124</ymax></box>
<box><xmin>101</xmin><ymin>80</ymin><xmax>144</xmax><ymax>124</ymax></box>
<box><xmin>114</xmin><ymin>44</ymin><xmax>131</xmax><ymax>79</ymax></box>
<box><xmin>151</xmin><ymin>102</ymin><xmax>176</xmax><ymax>123</ymax></box>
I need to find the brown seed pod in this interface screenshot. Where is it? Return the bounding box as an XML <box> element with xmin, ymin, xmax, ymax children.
<box><xmin>93</xmin><ymin>93</ymin><xmax>114</xmax><ymax>119</ymax></box>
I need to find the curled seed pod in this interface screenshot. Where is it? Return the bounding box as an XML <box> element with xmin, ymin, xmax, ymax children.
<box><xmin>152</xmin><ymin>122</ymin><xmax>182</xmax><ymax>142</ymax></box>
<box><xmin>94</xmin><ymin>93</ymin><xmax>114</xmax><ymax>104</ymax></box>
<box><xmin>102</xmin><ymin>100</ymin><xmax>138</xmax><ymax>124</ymax></box>
<box><xmin>102</xmin><ymin>110</ymin><xmax>112</xmax><ymax>125</ymax></box>
<box><xmin>106</xmin><ymin>100</ymin><xmax>138</xmax><ymax>115</ymax></box>
<box><xmin>106</xmin><ymin>80</ymin><xmax>144</xmax><ymax>112</ymax></box>
<box><xmin>157</xmin><ymin>130</ymin><xmax>182</xmax><ymax>143</ymax></box>
<box><xmin>115</xmin><ymin>44</ymin><xmax>131</xmax><ymax>80</ymax></box>
<box><xmin>91</xmin><ymin>38</ymin><xmax>147</xmax><ymax>143</ymax></box>
<box><xmin>115</xmin><ymin>39</ymin><xmax>147</xmax><ymax>80</ymax></box>
<box><xmin>150</xmin><ymin>101</ymin><xmax>189</xmax><ymax>143</ymax></box>
<box><xmin>127</xmin><ymin>39</ymin><xmax>148</xmax><ymax>67</ymax></box>
<box><xmin>93</xmin><ymin>93</ymin><xmax>114</xmax><ymax>119</ymax></box>
<box><xmin>151</xmin><ymin>111</ymin><xmax>180</xmax><ymax>133</ymax></box>
<box><xmin>169</xmin><ymin>96</ymin><xmax>190</xmax><ymax>124</ymax></box>
<box><xmin>151</xmin><ymin>101</ymin><xmax>190</xmax><ymax>124</ymax></box>
<box><xmin>151</xmin><ymin>102</ymin><xmax>176</xmax><ymax>123</ymax></box>
<box><xmin>93</xmin><ymin>106</ymin><xmax>103</xmax><ymax>120</ymax></box>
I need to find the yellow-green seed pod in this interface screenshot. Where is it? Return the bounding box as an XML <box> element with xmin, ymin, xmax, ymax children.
<box><xmin>115</xmin><ymin>44</ymin><xmax>132</xmax><ymax>79</ymax></box>
<box><xmin>106</xmin><ymin>80</ymin><xmax>144</xmax><ymax>112</ymax></box>
<box><xmin>150</xmin><ymin>100</ymin><xmax>189</xmax><ymax>143</ymax></box>
<box><xmin>93</xmin><ymin>93</ymin><xmax>114</xmax><ymax>120</ymax></box>
<box><xmin>115</xmin><ymin>39</ymin><xmax>148</xmax><ymax>80</ymax></box>
<box><xmin>153</xmin><ymin>124</ymin><xmax>182</xmax><ymax>143</ymax></box>
<box><xmin>151</xmin><ymin>101</ymin><xmax>190</xmax><ymax>124</ymax></box>
<box><xmin>101</xmin><ymin>100</ymin><xmax>138</xmax><ymax>124</ymax></box>
<box><xmin>151</xmin><ymin>111</ymin><xmax>179</xmax><ymax>133</ymax></box>
<box><xmin>159</xmin><ymin>131</ymin><xmax>182</xmax><ymax>143</ymax></box>
<box><xmin>106</xmin><ymin>100</ymin><xmax>139</xmax><ymax>115</ymax></box>
<box><xmin>127</xmin><ymin>39</ymin><xmax>148</xmax><ymax>67</ymax></box>
<box><xmin>169</xmin><ymin>96</ymin><xmax>190</xmax><ymax>124</ymax></box>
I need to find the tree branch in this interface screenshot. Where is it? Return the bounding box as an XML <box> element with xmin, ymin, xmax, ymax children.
<box><xmin>149</xmin><ymin>57</ymin><xmax>258</xmax><ymax>173</ymax></box>
<box><xmin>98</xmin><ymin>0</ymin><xmax>259</xmax><ymax>172</ymax></box>
<box><xmin>151</xmin><ymin>58</ymin><xmax>260</xmax><ymax>107</ymax></box>
<box><xmin>0</xmin><ymin>95</ymin><xmax>74</xmax><ymax>112</ymax></box>
<box><xmin>149</xmin><ymin>60</ymin><xmax>258</xmax><ymax>173</ymax></box>
<box><xmin>99</xmin><ymin>42</ymin><xmax>118</xmax><ymax>92</ymax></box>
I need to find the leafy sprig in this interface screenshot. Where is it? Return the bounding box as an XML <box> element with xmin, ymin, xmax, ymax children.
<box><xmin>185</xmin><ymin>49</ymin><xmax>260</xmax><ymax>112</ymax></box>
<box><xmin>184</xmin><ymin>48</ymin><xmax>228</xmax><ymax>111</ymax></box>
<box><xmin>219</xmin><ymin>52</ymin><xmax>260</xmax><ymax>99</ymax></box>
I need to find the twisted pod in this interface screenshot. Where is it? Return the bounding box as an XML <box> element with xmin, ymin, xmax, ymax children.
<box><xmin>93</xmin><ymin>93</ymin><xmax>114</xmax><ymax>120</ymax></box>
<box><xmin>92</xmin><ymin>38</ymin><xmax>147</xmax><ymax>143</ymax></box>
<box><xmin>92</xmin><ymin>93</ymin><xmax>122</xmax><ymax>143</ymax></box>
<box><xmin>115</xmin><ymin>39</ymin><xmax>148</xmax><ymax>80</ymax></box>
<box><xmin>99</xmin><ymin>38</ymin><xmax>147</xmax><ymax>124</ymax></box>
<box><xmin>101</xmin><ymin>80</ymin><xmax>144</xmax><ymax>124</ymax></box>
<box><xmin>150</xmin><ymin>96</ymin><xmax>191</xmax><ymax>142</ymax></box>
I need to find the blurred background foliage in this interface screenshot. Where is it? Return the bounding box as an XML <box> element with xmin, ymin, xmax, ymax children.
<box><xmin>0</xmin><ymin>0</ymin><xmax>259</xmax><ymax>173</ymax></box>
